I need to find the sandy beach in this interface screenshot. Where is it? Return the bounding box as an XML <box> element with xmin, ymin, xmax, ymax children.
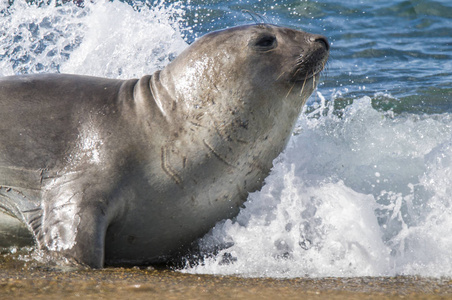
<box><xmin>1</xmin><ymin>254</ymin><xmax>451</xmax><ymax>300</ymax></box>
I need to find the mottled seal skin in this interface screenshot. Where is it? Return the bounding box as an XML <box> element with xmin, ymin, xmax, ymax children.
<box><xmin>0</xmin><ymin>24</ymin><xmax>329</xmax><ymax>267</ymax></box>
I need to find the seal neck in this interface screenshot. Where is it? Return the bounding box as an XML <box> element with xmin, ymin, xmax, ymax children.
<box><xmin>132</xmin><ymin>71</ymin><xmax>179</xmax><ymax>126</ymax></box>
<box><xmin>148</xmin><ymin>70</ymin><xmax>176</xmax><ymax>120</ymax></box>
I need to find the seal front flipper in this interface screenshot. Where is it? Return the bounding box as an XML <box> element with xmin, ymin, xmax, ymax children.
<box><xmin>0</xmin><ymin>177</ymin><xmax>106</xmax><ymax>267</ymax></box>
<box><xmin>59</xmin><ymin>205</ymin><xmax>109</xmax><ymax>269</ymax></box>
<box><xmin>39</xmin><ymin>188</ymin><xmax>111</xmax><ymax>268</ymax></box>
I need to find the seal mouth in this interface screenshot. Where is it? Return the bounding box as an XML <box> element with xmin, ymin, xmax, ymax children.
<box><xmin>291</xmin><ymin>53</ymin><xmax>328</xmax><ymax>83</ymax></box>
<box><xmin>292</xmin><ymin>66</ymin><xmax>325</xmax><ymax>83</ymax></box>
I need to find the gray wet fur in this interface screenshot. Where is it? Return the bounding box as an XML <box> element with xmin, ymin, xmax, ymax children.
<box><xmin>0</xmin><ymin>24</ymin><xmax>329</xmax><ymax>267</ymax></box>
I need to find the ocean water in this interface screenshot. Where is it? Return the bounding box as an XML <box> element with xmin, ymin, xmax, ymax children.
<box><xmin>0</xmin><ymin>0</ymin><xmax>451</xmax><ymax>278</ymax></box>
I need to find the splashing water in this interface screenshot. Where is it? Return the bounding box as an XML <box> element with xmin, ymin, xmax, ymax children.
<box><xmin>186</xmin><ymin>94</ymin><xmax>452</xmax><ymax>278</ymax></box>
<box><xmin>1</xmin><ymin>0</ymin><xmax>452</xmax><ymax>278</ymax></box>
<box><xmin>0</xmin><ymin>0</ymin><xmax>188</xmax><ymax>77</ymax></box>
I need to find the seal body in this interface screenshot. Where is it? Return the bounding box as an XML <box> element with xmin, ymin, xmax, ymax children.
<box><xmin>0</xmin><ymin>24</ymin><xmax>329</xmax><ymax>267</ymax></box>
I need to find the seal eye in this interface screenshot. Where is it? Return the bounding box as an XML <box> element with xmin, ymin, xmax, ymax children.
<box><xmin>252</xmin><ymin>35</ymin><xmax>277</xmax><ymax>50</ymax></box>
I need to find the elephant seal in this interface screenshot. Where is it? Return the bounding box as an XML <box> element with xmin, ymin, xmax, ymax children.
<box><xmin>0</xmin><ymin>24</ymin><xmax>329</xmax><ymax>267</ymax></box>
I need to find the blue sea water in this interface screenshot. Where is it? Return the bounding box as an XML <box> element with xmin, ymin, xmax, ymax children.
<box><xmin>0</xmin><ymin>0</ymin><xmax>451</xmax><ymax>278</ymax></box>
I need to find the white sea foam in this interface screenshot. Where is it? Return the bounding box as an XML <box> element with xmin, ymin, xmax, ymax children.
<box><xmin>0</xmin><ymin>0</ymin><xmax>188</xmax><ymax>77</ymax></box>
<box><xmin>59</xmin><ymin>1</ymin><xmax>188</xmax><ymax>78</ymax></box>
<box><xmin>185</xmin><ymin>95</ymin><xmax>452</xmax><ymax>278</ymax></box>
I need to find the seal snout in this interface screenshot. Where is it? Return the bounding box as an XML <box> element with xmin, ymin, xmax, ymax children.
<box><xmin>288</xmin><ymin>32</ymin><xmax>329</xmax><ymax>83</ymax></box>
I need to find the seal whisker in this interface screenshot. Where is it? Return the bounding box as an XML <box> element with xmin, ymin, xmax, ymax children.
<box><xmin>276</xmin><ymin>71</ymin><xmax>286</xmax><ymax>81</ymax></box>
<box><xmin>312</xmin><ymin>72</ymin><xmax>316</xmax><ymax>90</ymax></box>
<box><xmin>291</xmin><ymin>68</ymin><xmax>301</xmax><ymax>79</ymax></box>
<box><xmin>291</xmin><ymin>65</ymin><xmax>307</xmax><ymax>81</ymax></box>
<box><xmin>285</xmin><ymin>82</ymin><xmax>297</xmax><ymax>98</ymax></box>
<box><xmin>242</xmin><ymin>9</ymin><xmax>269</xmax><ymax>25</ymax></box>
<box><xmin>299</xmin><ymin>73</ymin><xmax>309</xmax><ymax>96</ymax></box>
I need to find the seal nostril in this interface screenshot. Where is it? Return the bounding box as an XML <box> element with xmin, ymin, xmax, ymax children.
<box><xmin>315</xmin><ymin>36</ymin><xmax>330</xmax><ymax>51</ymax></box>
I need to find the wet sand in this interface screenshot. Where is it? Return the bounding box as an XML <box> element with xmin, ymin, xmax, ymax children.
<box><xmin>1</xmin><ymin>253</ymin><xmax>451</xmax><ymax>299</ymax></box>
